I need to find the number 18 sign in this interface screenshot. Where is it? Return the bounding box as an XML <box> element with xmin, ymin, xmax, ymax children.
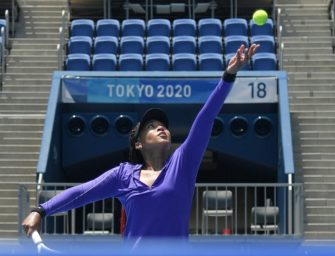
<box><xmin>226</xmin><ymin>77</ymin><xmax>278</xmax><ymax>104</ymax></box>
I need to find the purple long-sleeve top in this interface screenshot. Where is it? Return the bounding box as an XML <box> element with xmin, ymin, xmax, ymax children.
<box><xmin>41</xmin><ymin>77</ymin><xmax>234</xmax><ymax>239</ymax></box>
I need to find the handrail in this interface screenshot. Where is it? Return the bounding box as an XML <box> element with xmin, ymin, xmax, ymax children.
<box><xmin>1</xmin><ymin>27</ymin><xmax>4</xmax><ymax>89</ymax></box>
<box><xmin>5</xmin><ymin>9</ymin><xmax>9</xmax><ymax>48</ymax></box>
<box><xmin>11</xmin><ymin>0</ymin><xmax>14</xmax><ymax>37</ymax></box>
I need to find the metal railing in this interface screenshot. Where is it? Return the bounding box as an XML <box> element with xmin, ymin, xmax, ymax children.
<box><xmin>18</xmin><ymin>182</ymin><xmax>303</xmax><ymax>237</ymax></box>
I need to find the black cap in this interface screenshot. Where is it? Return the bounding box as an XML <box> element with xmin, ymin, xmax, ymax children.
<box><xmin>133</xmin><ymin>108</ymin><xmax>169</xmax><ymax>141</ymax></box>
<box><xmin>128</xmin><ymin>108</ymin><xmax>169</xmax><ymax>164</ymax></box>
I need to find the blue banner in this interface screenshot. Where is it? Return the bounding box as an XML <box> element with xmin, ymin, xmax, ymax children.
<box><xmin>61</xmin><ymin>76</ymin><xmax>278</xmax><ymax>104</ymax></box>
<box><xmin>62</xmin><ymin>77</ymin><xmax>219</xmax><ymax>104</ymax></box>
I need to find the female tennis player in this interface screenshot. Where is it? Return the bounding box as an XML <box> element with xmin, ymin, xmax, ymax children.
<box><xmin>22</xmin><ymin>44</ymin><xmax>259</xmax><ymax>240</ymax></box>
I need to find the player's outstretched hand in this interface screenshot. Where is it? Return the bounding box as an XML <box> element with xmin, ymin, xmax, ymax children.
<box><xmin>226</xmin><ymin>44</ymin><xmax>259</xmax><ymax>75</ymax></box>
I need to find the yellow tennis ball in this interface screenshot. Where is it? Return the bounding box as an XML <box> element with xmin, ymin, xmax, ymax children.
<box><xmin>252</xmin><ymin>9</ymin><xmax>268</xmax><ymax>26</ymax></box>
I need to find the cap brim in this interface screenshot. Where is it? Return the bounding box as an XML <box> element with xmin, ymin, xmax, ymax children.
<box><xmin>134</xmin><ymin>108</ymin><xmax>169</xmax><ymax>140</ymax></box>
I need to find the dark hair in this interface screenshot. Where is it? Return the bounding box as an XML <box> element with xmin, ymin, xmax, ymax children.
<box><xmin>128</xmin><ymin>123</ymin><xmax>144</xmax><ymax>164</ymax></box>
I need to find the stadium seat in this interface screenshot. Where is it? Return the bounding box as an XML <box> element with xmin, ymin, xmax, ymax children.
<box><xmin>249</xmin><ymin>18</ymin><xmax>274</xmax><ymax>36</ymax></box>
<box><xmin>172</xmin><ymin>19</ymin><xmax>197</xmax><ymax>37</ymax></box>
<box><xmin>94</xmin><ymin>36</ymin><xmax>118</xmax><ymax>54</ymax></box>
<box><xmin>250</xmin><ymin>35</ymin><xmax>275</xmax><ymax>53</ymax></box>
<box><xmin>223</xmin><ymin>18</ymin><xmax>248</xmax><ymax>36</ymax></box>
<box><xmin>198</xmin><ymin>36</ymin><xmax>222</xmax><ymax>54</ymax></box>
<box><xmin>67</xmin><ymin>36</ymin><xmax>93</xmax><ymax>54</ymax></box>
<box><xmin>70</xmin><ymin>19</ymin><xmax>95</xmax><ymax>37</ymax></box>
<box><xmin>225</xmin><ymin>52</ymin><xmax>249</xmax><ymax>70</ymax></box>
<box><xmin>85</xmin><ymin>213</ymin><xmax>114</xmax><ymax>234</ymax></box>
<box><xmin>119</xmin><ymin>53</ymin><xmax>143</xmax><ymax>71</ymax></box>
<box><xmin>172</xmin><ymin>36</ymin><xmax>196</xmax><ymax>54</ymax></box>
<box><xmin>250</xmin><ymin>204</ymin><xmax>279</xmax><ymax>234</ymax></box>
<box><xmin>224</xmin><ymin>35</ymin><xmax>249</xmax><ymax>54</ymax></box>
<box><xmin>65</xmin><ymin>54</ymin><xmax>91</xmax><ymax>71</ymax></box>
<box><xmin>252</xmin><ymin>52</ymin><xmax>277</xmax><ymax>70</ymax></box>
<box><xmin>202</xmin><ymin>190</ymin><xmax>233</xmax><ymax>234</ymax></box>
<box><xmin>92</xmin><ymin>54</ymin><xmax>117</xmax><ymax>71</ymax></box>
<box><xmin>172</xmin><ymin>53</ymin><xmax>197</xmax><ymax>71</ymax></box>
<box><xmin>199</xmin><ymin>53</ymin><xmax>224</xmax><ymax>71</ymax></box>
<box><xmin>145</xmin><ymin>53</ymin><xmax>170</xmax><ymax>71</ymax></box>
<box><xmin>198</xmin><ymin>18</ymin><xmax>222</xmax><ymax>36</ymax></box>
<box><xmin>146</xmin><ymin>36</ymin><xmax>170</xmax><ymax>54</ymax></box>
<box><xmin>120</xmin><ymin>36</ymin><xmax>144</xmax><ymax>54</ymax></box>
<box><xmin>121</xmin><ymin>19</ymin><xmax>145</xmax><ymax>37</ymax></box>
<box><xmin>96</xmin><ymin>19</ymin><xmax>120</xmax><ymax>37</ymax></box>
<box><xmin>147</xmin><ymin>19</ymin><xmax>171</xmax><ymax>37</ymax></box>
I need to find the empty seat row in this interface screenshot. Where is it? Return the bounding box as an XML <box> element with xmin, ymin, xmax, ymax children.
<box><xmin>70</xmin><ymin>18</ymin><xmax>274</xmax><ymax>38</ymax></box>
<box><xmin>65</xmin><ymin>52</ymin><xmax>277</xmax><ymax>72</ymax></box>
<box><xmin>67</xmin><ymin>35</ymin><xmax>276</xmax><ymax>55</ymax></box>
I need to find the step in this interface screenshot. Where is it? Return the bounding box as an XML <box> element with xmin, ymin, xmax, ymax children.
<box><xmin>301</xmin><ymin>152</ymin><xmax>335</xmax><ymax>160</ymax></box>
<box><xmin>14</xmin><ymin>31</ymin><xmax>62</xmax><ymax>39</ymax></box>
<box><xmin>284</xmin><ymin>65</ymin><xmax>335</xmax><ymax>72</ymax></box>
<box><xmin>305</xmin><ymin>214</ymin><xmax>335</xmax><ymax>223</ymax></box>
<box><xmin>0</xmin><ymin>145</ymin><xmax>41</xmax><ymax>152</ymax></box>
<box><xmin>9</xmin><ymin>43</ymin><xmax>59</xmax><ymax>50</ymax></box>
<box><xmin>283</xmin><ymin>41</ymin><xmax>334</xmax><ymax>48</ymax></box>
<box><xmin>10</xmin><ymin>48</ymin><xmax>58</xmax><ymax>56</ymax></box>
<box><xmin>305</xmin><ymin>223</ymin><xmax>335</xmax><ymax>232</ymax></box>
<box><xmin>283</xmin><ymin>47</ymin><xmax>333</xmax><ymax>54</ymax></box>
<box><xmin>306</xmin><ymin>206</ymin><xmax>335</xmax><ymax>215</ymax></box>
<box><xmin>17</xmin><ymin>27</ymin><xmax>63</xmax><ymax>34</ymax></box>
<box><xmin>0</xmin><ymin>205</ymin><xmax>21</xmax><ymax>215</ymax></box>
<box><xmin>289</xmin><ymin>90</ymin><xmax>335</xmax><ymax>97</ymax></box>
<box><xmin>289</xmin><ymin>96</ymin><xmax>335</xmax><ymax>104</ymax></box>
<box><xmin>0</xmin><ymin>166</ymin><xmax>37</xmax><ymax>175</ymax></box>
<box><xmin>1</xmin><ymin>85</ymin><xmax>51</xmax><ymax>91</ymax></box>
<box><xmin>305</xmin><ymin>198</ymin><xmax>335</xmax><ymax>207</ymax></box>
<box><xmin>288</xmin><ymin>72</ymin><xmax>335</xmax><ymax>79</ymax></box>
<box><xmin>0</xmin><ymin>91</ymin><xmax>50</xmax><ymax>99</ymax></box>
<box><xmin>296</xmin><ymin>146</ymin><xmax>335</xmax><ymax>154</ymax></box>
<box><xmin>302</xmin><ymin>159</ymin><xmax>335</xmax><ymax>168</ymax></box>
<box><xmin>0</xmin><ymin>123</ymin><xmax>44</xmax><ymax>132</ymax></box>
<box><xmin>290</xmin><ymin>103</ymin><xmax>335</xmax><ymax>111</ymax></box>
<box><xmin>298</xmin><ymin>131</ymin><xmax>335</xmax><ymax>139</ymax></box>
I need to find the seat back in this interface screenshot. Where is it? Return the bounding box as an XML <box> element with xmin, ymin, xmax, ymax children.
<box><xmin>223</xmin><ymin>18</ymin><xmax>248</xmax><ymax>36</ymax></box>
<box><xmin>86</xmin><ymin>213</ymin><xmax>113</xmax><ymax>231</ymax></box>
<box><xmin>92</xmin><ymin>54</ymin><xmax>117</xmax><ymax>71</ymax></box>
<box><xmin>172</xmin><ymin>53</ymin><xmax>197</xmax><ymax>71</ymax></box>
<box><xmin>147</xmin><ymin>19</ymin><xmax>171</xmax><ymax>37</ymax></box>
<box><xmin>71</xmin><ymin>19</ymin><xmax>95</xmax><ymax>37</ymax></box>
<box><xmin>94</xmin><ymin>36</ymin><xmax>118</xmax><ymax>54</ymax></box>
<box><xmin>203</xmin><ymin>190</ymin><xmax>233</xmax><ymax>211</ymax></box>
<box><xmin>120</xmin><ymin>36</ymin><xmax>144</xmax><ymax>54</ymax></box>
<box><xmin>119</xmin><ymin>53</ymin><xmax>143</xmax><ymax>71</ymax></box>
<box><xmin>198</xmin><ymin>36</ymin><xmax>222</xmax><ymax>54</ymax></box>
<box><xmin>65</xmin><ymin>53</ymin><xmax>91</xmax><ymax>71</ymax></box>
<box><xmin>145</xmin><ymin>53</ymin><xmax>170</xmax><ymax>71</ymax></box>
<box><xmin>96</xmin><ymin>19</ymin><xmax>120</xmax><ymax>37</ymax></box>
<box><xmin>224</xmin><ymin>35</ymin><xmax>249</xmax><ymax>54</ymax></box>
<box><xmin>121</xmin><ymin>19</ymin><xmax>145</xmax><ymax>37</ymax></box>
<box><xmin>199</xmin><ymin>53</ymin><xmax>224</xmax><ymax>71</ymax></box>
<box><xmin>173</xmin><ymin>19</ymin><xmax>197</xmax><ymax>37</ymax></box>
<box><xmin>252</xmin><ymin>52</ymin><xmax>277</xmax><ymax>70</ymax></box>
<box><xmin>198</xmin><ymin>18</ymin><xmax>222</xmax><ymax>36</ymax></box>
<box><xmin>249</xmin><ymin>18</ymin><xmax>274</xmax><ymax>36</ymax></box>
<box><xmin>172</xmin><ymin>36</ymin><xmax>196</xmax><ymax>54</ymax></box>
<box><xmin>67</xmin><ymin>36</ymin><xmax>93</xmax><ymax>54</ymax></box>
<box><xmin>250</xmin><ymin>35</ymin><xmax>275</xmax><ymax>53</ymax></box>
<box><xmin>146</xmin><ymin>36</ymin><xmax>170</xmax><ymax>54</ymax></box>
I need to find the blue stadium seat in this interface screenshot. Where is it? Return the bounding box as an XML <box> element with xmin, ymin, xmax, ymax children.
<box><xmin>252</xmin><ymin>52</ymin><xmax>277</xmax><ymax>70</ymax></box>
<box><xmin>94</xmin><ymin>36</ymin><xmax>118</xmax><ymax>54</ymax></box>
<box><xmin>119</xmin><ymin>53</ymin><xmax>143</xmax><ymax>71</ymax></box>
<box><xmin>199</xmin><ymin>53</ymin><xmax>224</xmax><ymax>71</ymax></box>
<box><xmin>250</xmin><ymin>35</ymin><xmax>275</xmax><ymax>53</ymax></box>
<box><xmin>92</xmin><ymin>54</ymin><xmax>117</xmax><ymax>71</ymax></box>
<box><xmin>198</xmin><ymin>36</ymin><xmax>222</xmax><ymax>54</ymax></box>
<box><xmin>96</xmin><ymin>19</ymin><xmax>120</xmax><ymax>37</ymax></box>
<box><xmin>146</xmin><ymin>36</ymin><xmax>170</xmax><ymax>54</ymax></box>
<box><xmin>225</xmin><ymin>52</ymin><xmax>249</xmax><ymax>70</ymax></box>
<box><xmin>65</xmin><ymin>54</ymin><xmax>91</xmax><ymax>71</ymax></box>
<box><xmin>121</xmin><ymin>19</ymin><xmax>145</xmax><ymax>37</ymax></box>
<box><xmin>70</xmin><ymin>19</ymin><xmax>95</xmax><ymax>37</ymax></box>
<box><xmin>147</xmin><ymin>19</ymin><xmax>171</xmax><ymax>37</ymax></box>
<box><xmin>198</xmin><ymin>18</ymin><xmax>222</xmax><ymax>36</ymax></box>
<box><xmin>223</xmin><ymin>18</ymin><xmax>248</xmax><ymax>36</ymax></box>
<box><xmin>120</xmin><ymin>36</ymin><xmax>144</xmax><ymax>54</ymax></box>
<box><xmin>67</xmin><ymin>36</ymin><xmax>93</xmax><ymax>54</ymax></box>
<box><xmin>145</xmin><ymin>53</ymin><xmax>170</xmax><ymax>71</ymax></box>
<box><xmin>172</xmin><ymin>53</ymin><xmax>197</xmax><ymax>71</ymax></box>
<box><xmin>224</xmin><ymin>35</ymin><xmax>249</xmax><ymax>54</ymax></box>
<box><xmin>172</xmin><ymin>36</ymin><xmax>196</xmax><ymax>54</ymax></box>
<box><xmin>249</xmin><ymin>18</ymin><xmax>274</xmax><ymax>36</ymax></box>
<box><xmin>172</xmin><ymin>19</ymin><xmax>197</xmax><ymax>37</ymax></box>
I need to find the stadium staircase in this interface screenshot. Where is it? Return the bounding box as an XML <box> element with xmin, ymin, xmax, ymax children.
<box><xmin>277</xmin><ymin>0</ymin><xmax>335</xmax><ymax>239</ymax></box>
<box><xmin>0</xmin><ymin>0</ymin><xmax>68</xmax><ymax>238</ymax></box>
